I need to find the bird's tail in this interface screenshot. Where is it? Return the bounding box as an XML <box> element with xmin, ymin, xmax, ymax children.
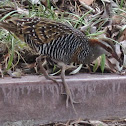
<box><xmin>0</xmin><ymin>21</ymin><xmax>17</xmax><ymax>33</ymax></box>
<box><xmin>0</xmin><ymin>5</ymin><xmax>20</xmax><ymax>35</ymax></box>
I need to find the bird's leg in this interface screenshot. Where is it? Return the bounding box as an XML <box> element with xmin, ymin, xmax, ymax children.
<box><xmin>59</xmin><ymin>62</ymin><xmax>78</xmax><ymax>113</ymax></box>
<box><xmin>36</xmin><ymin>55</ymin><xmax>58</xmax><ymax>84</ymax></box>
<box><xmin>0</xmin><ymin>64</ymin><xmax>3</xmax><ymax>78</ymax></box>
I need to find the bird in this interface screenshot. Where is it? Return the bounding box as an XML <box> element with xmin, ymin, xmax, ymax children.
<box><xmin>0</xmin><ymin>16</ymin><xmax>122</xmax><ymax>112</ymax></box>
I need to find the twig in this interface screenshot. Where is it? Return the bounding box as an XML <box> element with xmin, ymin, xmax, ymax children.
<box><xmin>79</xmin><ymin>1</ymin><xmax>95</xmax><ymax>13</ymax></box>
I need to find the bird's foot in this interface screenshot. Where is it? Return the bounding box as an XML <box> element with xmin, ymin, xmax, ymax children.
<box><xmin>45</xmin><ymin>75</ymin><xmax>59</xmax><ymax>84</ymax></box>
<box><xmin>49</xmin><ymin>76</ymin><xmax>70</xmax><ymax>79</ymax></box>
<box><xmin>62</xmin><ymin>87</ymin><xmax>80</xmax><ymax>114</ymax></box>
<box><xmin>36</xmin><ymin>55</ymin><xmax>59</xmax><ymax>85</ymax></box>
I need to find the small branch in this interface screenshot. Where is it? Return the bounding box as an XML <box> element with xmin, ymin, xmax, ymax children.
<box><xmin>79</xmin><ymin>1</ymin><xmax>95</xmax><ymax>13</ymax></box>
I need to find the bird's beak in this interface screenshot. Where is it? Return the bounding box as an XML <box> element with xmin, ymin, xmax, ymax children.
<box><xmin>112</xmin><ymin>52</ymin><xmax>123</xmax><ymax>67</ymax></box>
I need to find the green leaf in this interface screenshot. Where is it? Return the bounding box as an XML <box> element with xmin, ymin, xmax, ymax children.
<box><xmin>93</xmin><ymin>59</ymin><xmax>98</xmax><ymax>73</ymax></box>
<box><xmin>53</xmin><ymin>64</ymin><xmax>57</xmax><ymax>73</ymax></box>
<box><xmin>100</xmin><ymin>54</ymin><xmax>106</xmax><ymax>73</ymax></box>
<box><xmin>120</xmin><ymin>0</ymin><xmax>124</xmax><ymax>8</ymax></box>
<box><xmin>74</xmin><ymin>10</ymin><xmax>92</xmax><ymax>28</ymax></box>
<box><xmin>7</xmin><ymin>36</ymin><xmax>14</xmax><ymax>70</ymax></box>
<box><xmin>87</xmin><ymin>31</ymin><xmax>105</xmax><ymax>37</ymax></box>
<box><xmin>47</xmin><ymin>0</ymin><xmax>51</xmax><ymax>9</ymax></box>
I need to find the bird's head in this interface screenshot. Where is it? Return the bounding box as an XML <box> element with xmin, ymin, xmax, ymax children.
<box><xmin>89</xmin><ymin>38</ymin><xmax>123</xmax><ymax>67</ymax></box>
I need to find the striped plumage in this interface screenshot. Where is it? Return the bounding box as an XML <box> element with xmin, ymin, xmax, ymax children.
<box><xmin>0</xmin><ymin>17</ymin><xmax>122</xmax><ymax>112</ymax></box>
<box><xmin>0</xmin><ymin>17</ymin><xmax>119</xmax><ymax>65</ymax></box>
<box><xmin>0</xmin><ymin>17</ymin><xmax>91</xmax><ymax>64</ymax></box>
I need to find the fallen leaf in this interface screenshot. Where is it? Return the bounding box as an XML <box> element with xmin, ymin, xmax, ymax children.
<box><xmin>79</xmin><ymin>0</ymin><xmax>95</xmax><ymax>5</ymax></box>
<box><xmin>90</xmin><ymin>120</ymin><xmax>108</xmax><ymax>126</ymax></box>
<box><xmin>119</xmin><ymin>29</ymin><xmax>126</xmax><ymax>42</ymax></box>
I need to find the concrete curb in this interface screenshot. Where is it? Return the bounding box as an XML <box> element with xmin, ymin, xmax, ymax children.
<box><xmin>1</xmin><ymin>74</ymin><xmax>126</xmax><ymax>125</ymax></box>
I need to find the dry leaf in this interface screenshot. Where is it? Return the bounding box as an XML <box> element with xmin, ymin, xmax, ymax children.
<box><xmin>106</xmin><ymin>43</ymin><xmax>124</xmax><ymax>73</ymax></box>
<box><xmin>79</xmin><ymin>0</ymin><xmax>95</xmax><ymax>5</ymax></box>
<box><xmin>118</xmin><ymin>29</ymin><xmax>126</xmax><ymax>42</ymax></box>
<box><xmin>120</xmin><ymin>40</ymin><xmax>126</xmax><ymax>68</ymax></box>
<box><xmin>112</xmin><ymin>13</ymin><xmax>126</xmax><ymax>25</ymax></box>
<box><xmin>90</xmin><ymin>120</ymin><xmax>108</xmax><ymax>126</ymax></box>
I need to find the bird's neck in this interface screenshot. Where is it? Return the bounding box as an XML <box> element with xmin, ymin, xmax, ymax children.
<box><xmin>89</xmin><ymin>38</ymin><xmax>112</xmax><ymax>55</ymax></box>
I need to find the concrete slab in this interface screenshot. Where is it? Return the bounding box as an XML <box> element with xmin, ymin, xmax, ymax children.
<box><xmin>1</xmin><ymin>74</ymin><xmax>126</xmax><ymax>125</ymax></box>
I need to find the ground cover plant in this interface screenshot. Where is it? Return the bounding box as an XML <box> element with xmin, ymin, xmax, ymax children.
<box><xmin>0</xmin><ymin>0</ymin><xmax>125</xmax><ymax>78</ymax></box>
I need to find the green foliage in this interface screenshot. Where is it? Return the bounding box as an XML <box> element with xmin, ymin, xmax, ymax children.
<box><xmin>0</xmin><ymin>10</ymin><xmax>17</xmax><ymax>21</ymax></box>
<box><xmin>100</xmin><ymin>54</ymin><xmax>106</xmax><ymax>73</ymax></box>
<box><xmin>0</xmin><ymin>0</ymin><xmax>125</xmax><ymax>74</ymax></box>
<box><xmin>7</xmin><ymin>36</ymin><xmax>14</xmax><ymax>70</ymax></box>
<box><xmin>93</xmin><ymin>59</ymin><xmax>98</xmax><ymax>73</ymax></box>
<box><xmin>120</xmin><ymin>0</ymin><xmax>124</xmax><ymax>8</ymax></box>
<box><xmin>74</xmin><ymin>10</ymin><xmax>92</xmax><ymax>28</ymax></box>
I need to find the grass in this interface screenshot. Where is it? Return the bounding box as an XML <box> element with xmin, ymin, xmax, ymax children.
<box><xmin>0</xmin><ymin>0</ymin><xmax>126</xmax><ymax>74</ymax></box>
<box><xmin>0</xmin><ymin>0</ymin><xmax>92</xmax><ymax>72</ymax></box>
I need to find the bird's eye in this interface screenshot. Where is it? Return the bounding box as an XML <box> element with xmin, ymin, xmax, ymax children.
<box><xmin>8</xmin><ymin>21</ymin><xmax>13</xmax><ymax>24</ymax></box>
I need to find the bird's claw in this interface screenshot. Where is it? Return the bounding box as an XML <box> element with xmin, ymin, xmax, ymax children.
<box><xmin>61</xmin><ymin>90</ymin><xmax>80</xmax><ymax>114</ymax></box>
<box><xmin>44</xmin><ymin>75</ymin><xmax>59</xmax><ymax>84</ymax></box>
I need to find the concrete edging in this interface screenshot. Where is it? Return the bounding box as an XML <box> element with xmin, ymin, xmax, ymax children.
<box><xmin>0</xmin><ymin>74</ymin><xmax>126</xmax><ymax>125</ymax></box>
